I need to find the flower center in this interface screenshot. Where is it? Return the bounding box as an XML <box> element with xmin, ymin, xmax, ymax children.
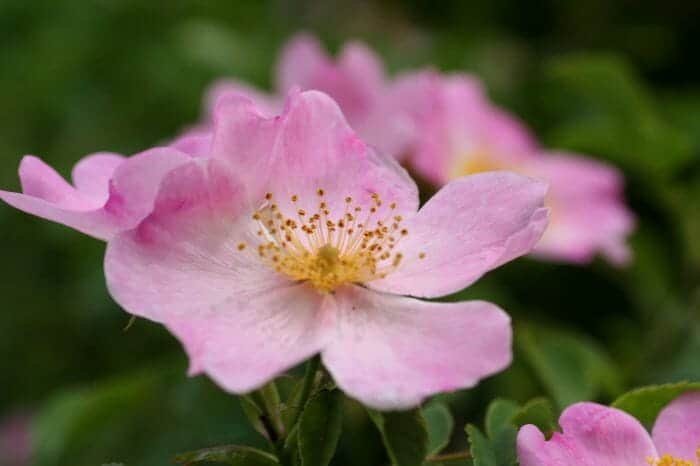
<box><xmin>237</xmin><ymin>189</ymin><xmax>424</xmax><ymax>292</ymax></box>
<box><xmin>448</xmin><ymin>149</ymin><xmax>501</xmax><ymax>179</ymax></box>
<box><xmin>649</xmin><ymin>449</ymin><xmax>700</xmax><ymax>466</ymax></box>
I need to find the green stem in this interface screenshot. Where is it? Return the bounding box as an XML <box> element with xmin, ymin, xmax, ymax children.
<box><xmin>426</xmin><ymin>450</ymin><xmax>472</xmax><ymax>463</ymax></box>
<box><xmin>285</xmin><ymin>355</ymin><xmax>320</xmax><ymax>434</ymax></box>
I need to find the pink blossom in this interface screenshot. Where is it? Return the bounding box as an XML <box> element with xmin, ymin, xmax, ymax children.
<box><xmin>0</xmin><ymin>149</ymin><xmax>194</xmax><ymax>241</ymax></box>
<box><xmin>197</xmin><ymin>35</ymin><xmax>633</xmax><ymax>265</ymax></box>
<box><xmin>517</xmin><ymin>391</ymin><xmax>700</xmax><ymax>466</ymax></box>
<box><xmin>201</xmin><ymin>34</ymin><xmax>408</xmax><ymax>157</ymax></box>
<box><xmin>389</xmin><ymin>71</ymin><xmax>634</xmax><ymax>265</ymax></box>
<box><xmin>105</xmin><ymin>90</ymin><xmax>549</xmax><ymax>409</ymax></box>
<box><xmin>522</xmin><ymin>153</ymin><xmax>635</xmax><ymax>265</ymax></box>
<box><xmin>0</xmin><ymin>412</ymin><xmax>32</xmax><ymax>466</ymax></box>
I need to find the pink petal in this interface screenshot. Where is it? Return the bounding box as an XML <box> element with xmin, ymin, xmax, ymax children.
<box><xmin>1</xmin><ymin>155</ymin><xmax>118</xmax><ymax>239</ymax></box>
<box><xmin>652</xmin><ymin>391</ymin><xmax>700</xmax><ymax>460</ymax></box>
<box><xmin>1</xmin><ymin>148</ymin><xmax>191</xmax><ymax>240</ymax></box>
<box><xmin>277</xmin><ymin>34</ymin><xmax>385</xmax><ymax>131</ymax></box>
<box><xmin>382</xmin><ymin>71</ymin><xmax>537</xmax><ymax>182</ymax></box>
<box><xmin>316</xmin><ymin>41</ymin><xmax>384</xmax><ymax>128</ymax></box>
<box><xmin>359</xmin><ymin>70</ymin><xmax>443</xmax><ymax>160</ymax></box>
<box><xmin>103</xmin><ymin>147</ymin><xmax>193</xmax><ymax>226</ymax></box>
<box><xmin>71</xmin><ymin>152</ymin><xmax>126</xmax><ymax>201</ymax></box>
<box><xmin>517</xmin><ymin>402</ymin><xmax>658</xmax><ymax>466</ymax></box>
<box><xmin>525</xmin><ymin>152</ymin><xmax>635</xmax><ymax>266</ymax></box>
<box><xmin>169</xmin><ymin>126</ymin><xmax>213</xmax><ymax>157</ymax></box>
<box><xmin>277</xmin><ymin>33</ymin><xmax>328</xmax><ymax>95</ymax></box>
<box><xmin>0</xmin><ymin>412</ymin><xmax>32</xmax><ymax>466</ymax></box>
<box><xmin>370</xmin><ymin>171</ymin><xmax>549</xmax><ymax>298</ymax></box>
<box><xmin>321</xmin><ymin>285</ymin><xmax>512</xmax><ymax>409</ymax></box>
<box><xmin>271</xmin><ymin>90</ymin><xmax>417</xmax><ymax>214</ymax></box>
<box><xmin>206</xmin><ymin>78</ymin><xmax>281</xmax><ymax>118</ymax></box>
<box><xmin>0</xmin><ymin>189</ymin><xmax>118</xmax><ymax>240</ymax></box>
<box><xmin>19</xmin><ymin>155</ymin><xmax>103</xmax><ymax>209</ymax></box>
<box><xmin>106</xmin><ymin>158</ymin><xmax>327</xmax><ymax>392</ymax></box>
<box><xmin>166</xmin><ymin>283</ymin><xmax>328</xmax><ymax>393</ymax></box>
<box><xmin>106</xmin><ymin>158</ymin><xmax>283</xmax><ymax>322</ymax></box>
<box><xmin>212</xmin><ymin>89</ymin><xmax>419</xmax><ymax>216</ymax></box>
<box><xmin>209</xmin><ymin>92</ymin><xmax>279</xmax><ymax>198</ymax></box>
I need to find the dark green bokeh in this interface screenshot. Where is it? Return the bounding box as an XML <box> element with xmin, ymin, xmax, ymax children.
<box><xmin>1</xmin><ymin>1</ymin><xmax>698</xmax><ymax>465</ymax></box>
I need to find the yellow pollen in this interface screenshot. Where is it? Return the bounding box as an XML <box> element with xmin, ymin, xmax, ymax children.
<box><xmin>240</xmin><ymin>191</ymin><xmax>411</xmax><ymax>292</ymax></box>
<box><xmin>449</xmin><ymin>149</ymin><xmax>502</xmax><ymax>179</ymax></box>
<box><xmin>647</xmin><ymin>450</ymin><xmax>700</xmax><ymax>466</ymax></box>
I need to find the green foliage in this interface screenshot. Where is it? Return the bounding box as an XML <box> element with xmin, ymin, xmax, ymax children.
<box><xmin>242</xmin><ymin>382</ymin><xmax>284</xmax><ymax>443</ymax></box>
<box><xmin>298</xmin><ymin>389</ymin><xmax>344</xmax><ymax>466</ymax></box>
<box><xmin>465</xmin><ymin>397</ymin><xmax>559</xmax><ymax>466</ymax></box>
<box><xmin>369</xmin><ymin>408</ymin><xmax>429</xmax><ymax>466</ymax></box>
<box><xmin>32</xmin><ymin>361</ymin><xmax>261</xmax><ymax>466</ymax></box>
<box><xmin>611</xmin><ymin>381</ymin><xmax>700</xmax><ymax>428</ymax></box>
<box><xmin>541</xmin><ymin>54</ymin><xmax>694</xmax><ymax>178</ymax></box>
<box><xmin>466</xmin><ymin>399</ymin><xmax>518</xmax><ymax>466</ymax></box>
<box><xmin>511</xmin><ymin>398</ymin><xmax>558</xmax><ymax>437</ymax></box>
<box><xmin>174</xmin><ymin>445</ymin><xmax>278</xmax><ymax>466</ymax></box>
<box><xmin>518</xmin><ymin>324</ymin><xmax>621</xmax><ymax>408</ymax></box>
<box><xmin>423</xmin><ymin>401</ymin><xmax>454</xmax><ymax>456</ymax></box>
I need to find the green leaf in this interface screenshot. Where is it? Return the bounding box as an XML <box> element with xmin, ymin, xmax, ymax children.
<box><xmin>281</xmin><ymin>377</ymin><xmax>306</xmax><ymax>431</ymax></box>
<box><xmin>369</xmin><ymin>408</ymin><xmax>428</xmax><ymax>466</ymax></box>
<box><xmin>511</xmin><ymin>398</ymin><xmax>558</xmax><ymax>436</ymax></box>
<box><xmin>518</xmin><ymin>325</ymin><xmax>621</xmax><ymax>408</ymax></box>
<box><xmin>241</xmin><ymin>395</ymin><xmax>268</xmax><ymax>441</ymax></box>
<box><xmin>423</xmin><ymin>401</ymin><xmax>454</xmax><ymax>456</ymax></box>
<box><xmin>465</xmin><ymin>425</ymin><xmax>497</xmax><ymax>466</ymax></box>
<box><xmin>541</xmin><ymin>53</ymin><xmax>694</xmax><ymax>178</ymax></box>
<box><xmin>484</xmin><ymin>399</ymin><xmax>518</xmax><ymax>439</ymax></box>
<box><xmin>280</xmin><ymin>423</ymin><xmax>300</xmax><ymax>466</ymax></box>
<box><xmin>32</xmin><ymin>361</ymin><xmax>262</xmax><ymax>466</ymax></box>
<box><xmin>464</xmin><ymin>399</ymin><xmax>519</xmax><ymax>466</ymax></box>
<box><xmin>248</xmin><ymin>382</ymin><xmax>284</xmax><ymax>442</ymax></box>
<box><xmin>611</xmin><ymin>382</ymin><xmax>700</xmax><ymax>428</ymax></box>
<box><xmin>298</xmin><ymin>389</ymin><xmax>344</xmax><ymax>466</ymax></box>
<box><xmin>174</xmin><ymin>445</ymin><xmax>278</xmax><ymax>465</ymax></box>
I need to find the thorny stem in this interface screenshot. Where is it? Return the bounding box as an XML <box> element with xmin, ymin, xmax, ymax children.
<box><xmin>426</xmin><ymin>450</ymin><xmax>472</xmax><ymax>463</ymax></box>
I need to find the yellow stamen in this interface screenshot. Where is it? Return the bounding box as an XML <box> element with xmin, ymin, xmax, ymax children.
<box><xmin>647</xmin><ymin>449</ymin><xmax>700</xmax><ymax>466</ymax></box>
<box><xmin>448</xmin><ymin>149</ymin><xmax>501</xmax><ymax>179</ymax></box>
<box><xmin>239</xmin><ymin>192</ymin><xmax>411</xmax><ymax>292</ymax></box>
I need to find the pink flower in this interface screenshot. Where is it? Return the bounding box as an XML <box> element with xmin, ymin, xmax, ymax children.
<box><xmin>517</xmin><ymin>391</ymin><xmax>700</xmax><ymax>466</ymax></box>
<box><xmin>105</xmin><ymin>90</ymin><xmax>549</xmax><ymax>409</ymax></box>
<box><xmin>0</xmin><ymin>149</ymin><xmax>194</xmax><ymax>240</ymax></box>
<box><xmin>201</xmin><ymin>34</ymin><xmax>408</xmax><ymax>157</ymax></box>
<box><xmin>0</xmin><ymin>412</ymin><xmax>32</xmax><ymax>466</ymax></box>
<box><xmin>198</xmin><ymin>35</ymin><xmax>633</xmax><ymax>265</ymax></box>
<box><xmin>522</xmin><ymin>153</ymin><xmax>635</xmax><ymax>265</ymax></box>
<box><xmin>389</xmin><ymin>71</ymin><xmax>634</xmax><ymax>265</ymax></box>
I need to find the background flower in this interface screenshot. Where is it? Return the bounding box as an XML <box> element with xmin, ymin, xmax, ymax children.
<box><xmin>517</xmin><ymin>391</ymin><xmax>700</xmax><ymax>466</ymax></box>
<box><xmin>194</xmin><ymin>35</ymin><xmax>635</xmax><ymax>266</ymax></box>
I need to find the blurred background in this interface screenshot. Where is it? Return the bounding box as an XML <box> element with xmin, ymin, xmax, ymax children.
<box><xmin>0</xmin><ymin>1</ymin><xmax>698</xmax><ymax>465</ymax></box>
